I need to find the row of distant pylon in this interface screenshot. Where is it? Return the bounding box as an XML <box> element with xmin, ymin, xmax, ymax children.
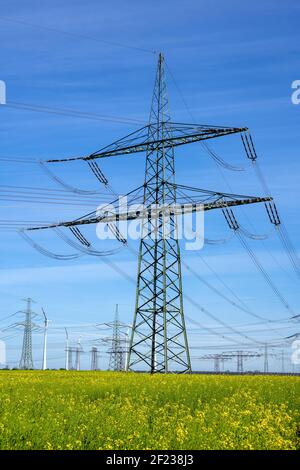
<box><xmin>10</xmin><ymin>299</ymin><xmax>291</xmax><ymax>373</ymax></box>
<box><xmin>15</xmin><ymin>299</ymin><xmax>127</xmax><ymax>371</ymax></box>
<box><xmin>194</xmin><ymin>347</ymin><xmax>287</xmax><ymax>374</ymax></box>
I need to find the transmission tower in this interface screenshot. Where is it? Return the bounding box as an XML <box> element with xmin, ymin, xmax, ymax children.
<box><xmin>64</xmin><ymin>329</ymin><xmax>77</xmax><ymax>370</ymax></box>
<box><xmin>237</xmin><ymin>351</ymin><xmax>243</xmax><ymax>373</ymax></box>
<box><xmin>227</xmin><ymin>351</ymin><xmax>261</xmax><ymax>373</ymax></box>
<box><xmin>196</xmin><ymin>353</ymin><xmax>231</xmax><ymax>372</ymax></box>
<box><xmin>65</xmin><ymin>328</ymin><xmax>69</xmax><ymax>370</ymax></box>
<box><xmin>281</xmin><ymin>349</ymin><xmax>285</xmax><ymax>373</ymax></box>
<box><xmin>19</xmin><ymin>298</ymin><xmax>35</xmax><ymax>369</ymax></box>
<box><xmin>27</xmin><ymin>53</ymin><xmax>271</xmax><ymax>374</ymax></box>
<box><xmin>264</xmin><ymin>343</ymin><xmax>269</xmax><ymax>373</ymax></box>
<box><xmin>68</xmin><ymin>347</ymin><xmax>74</xmax><ymax>370</ymax></box>
<box><xmin>108</xmin><ymin>304</ymin><xmax>126</xmax><ymax>371</ymax></box>
<box><xmin>41</xmin><ymin>308</ymin><xmax>49</xmax><ymax>370</ymax></box>
<box><xmin>75</xmin><ymin>338</ymin><xmax>82</xmax><ymax>371</ymax></box>
<box><xmin>129</xmin><ymin>55</ymin><xmax>191</xmax><ymax>374</ymax></box>
<box><xmin>91</xmin><ymin>346</ymin><xmax>99</xmax><ymax>371</ymax></box>
<box><xmin>65</xmin><ymin>340</ymin><xmax>82</xmax><ymax>370</ymax></box>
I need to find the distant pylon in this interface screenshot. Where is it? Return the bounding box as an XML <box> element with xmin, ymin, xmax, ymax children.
<box><xmin>264</xmin><ymin>343</ymin><xmax>269</xmax><ymax>373</ymax></box>
<box><xmin>75</xmin><ymin>338</ymin><xmax>82</xmax><ymax>371</ymax></box>
<box><xmin>214</xmin><ymin>357</ymin><xmax>221</xmax><ymax>373</ymax></box>
<box><xmin>65</xmin><ymin>328</ymin><xmax>69</xmax><ymax>370</ymax></box>
<box><xmin>237</xmin><ymin>351</ymin><xmax>243</xmax><ymax>374</ymax></box>
<box><xmin>109</xmin><ymin>304</ymin><xmax>125</xmax><ymax>371</ymax></box>
<box><xmin>68</xmin><ymin>347</ymin><xmax>73</xmax><ymax>371</ymax></box>
<box><xmin>19</xmin><ymin>298</ymin><xmax>34</xmax><ymax>370</ymax></box>
<box><xmin>41</xmin><ymin>308</ymin><xmax>49</xmax><ymax>370</ymax></box>
<box><xmin>281</xmin><ymin>349</ymin><xmax>285</xmax><ymax>373</ymax></box>
<box><xmin>91</xmin><ymin>346</ymin><xmax>99</xmax><ymax>371</ymax></box>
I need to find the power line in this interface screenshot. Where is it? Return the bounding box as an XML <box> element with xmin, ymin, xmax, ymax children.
<box><xmin>182</xmin><ymin>259</ymin><xmax>288</xmax><ymax>330</ymax></box>
<box><xmin>124</xmin><ymin>244</ymin><xmax>282</xmax><ymax>346</ymax></box>
<box><xmin>57</xmin><ymin>231</ymin><xmax>276</xmax><ymax>347</ymax></box>
<box><xmin>0</xmin><ymin>312</ymin><xmax>19</xmax><ymax>324</ymax></box>
<box><xmin>165</xmin><ymin>63</ymin><xmax>297</xmax><ymax>318</ymax></box>
<box><xmin>185</xmin><ymin>315</ymin><xmax>249</xmax><ymax>346</ymax></box>
<box><xmin>5</xmin><ymin>101</ymin><xmax>146</xmax><ymax>125</ymax></box>
<box><xmin>184</xmin><ymin>294</ymin><xmax>264</xmax><ymax>346</ymax></box>
<box><xmin>0</xmin><ymin>156</ymin><xmax>37</xmax><ymax>163</ymax></box>
<box><xmin>164</xmin><ymin>63</ymin><xmax>271</xmax><ymax>321</ymax></box>
<box><xmin>236</xmin><ymin>230</ymin><xmax>295</xmax><ymax>315</ymax></box>
<box><xmin>241</xmin><ymin>133</ymin><xmax>300</xmax><ymax>279</ymax></box>
<box><xmin>195</xmin><ymin>253</ymin><xmax>249</xmax><ymax>309</ymax></box>
<box><xmin>39</xmin><ymin>161</ymin><xmax>106</xmax><ymax>195</ymax></box>
<box><xmin>0</xmin><ymin>15</ymin><xmax>156</xmax><ymax>55</ymax></box>
<box><xmin>0</xmin><ymin>196</ymin><xmax>110</xmax><ymax>208</ymax></box>
<box><xmin>0</xmin><ymin>184</ymin><xmax>109</xmax><ymax>196</ymax></box>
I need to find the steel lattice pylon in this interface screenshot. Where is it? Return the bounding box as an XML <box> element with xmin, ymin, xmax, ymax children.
<box><xmin>91</xmin><ymin>346</ymin><xmax>99</xmax><ymax>371</ymax></box>
<box><xmin>109</xmin><ymin>304</ymin><xmax>126</xmax><ymax>371</ymax></box>
<box><xmin>19</xmin><ymin>298</ymin><xmax>34</xmax><ymax>370</ymax></box>
<box><xmin>127</xmin><ymin>54</ymin><xmax>191</xmax><ymax>373</ymax></box>
<box><xmin>26</xmin><ymin>52</ymin><xmax>272</xmax><ymax>374</ymax></box>
<box><xmin>68</xmin><ymin>348</ymin><xmax>74</xmax><ymax>370</ymax></box>
<box><xmin>237</xmin><ymin>351</ymin><xmax>243</xmax><ymax>374</ymax></box>
<box><xmin>264</xmin><ymin>343</ymin><xmax>269</xmax><ymax>373</ymax></box>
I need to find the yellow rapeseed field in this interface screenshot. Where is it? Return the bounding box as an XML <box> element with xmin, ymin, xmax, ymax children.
<box><xmin>0</xmin><ymin>371</ymin><xmax>299</xmax><ymax>450</ymax></box>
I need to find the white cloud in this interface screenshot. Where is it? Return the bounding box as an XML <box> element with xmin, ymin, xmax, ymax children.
<box><xmin>0</xmin><ymin>260</ymin><xmax>136</xmax><ymax>286</ymax></box>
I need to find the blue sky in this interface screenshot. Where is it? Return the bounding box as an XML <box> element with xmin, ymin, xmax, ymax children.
<box><xmin>0</xmin><ymin>0</ymin><xmax>299</xmax><ymax>371</ymax></box>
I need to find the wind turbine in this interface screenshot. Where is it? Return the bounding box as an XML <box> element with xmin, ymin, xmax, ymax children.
<box><xmin>41</xmin><ymin>308</ymin><xmax>49</xmax><ymax>371</ymax></box>
<box><xmin>65</xmin><ymin>328</ymin><xmax>69</xmax><ymax>370</ymax></box>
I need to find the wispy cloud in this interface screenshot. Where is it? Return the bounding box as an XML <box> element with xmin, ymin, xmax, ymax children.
<box><xmin>0</xmin><ymin>260</ymin><xmax>136</xmax><ymax>285</ymax></box>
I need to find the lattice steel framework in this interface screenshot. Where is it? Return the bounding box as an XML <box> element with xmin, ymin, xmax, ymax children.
<box><xmin>196</xmin><ymin>353</ymin><xmax>231</xmax><ymax>372</ymax></box>
<box><xmin>108</xmin><ymin>304</ymin><xmax>126</xmax><ymax>371</ymax></box>
<box><xmin>237</xmin><ymin>351</ymin><xmax>243</xmax><ymax>373</ymax></box>
<box><xmin>19</xmin><ymin>298</ymin><xmax>34</xmax><ymax>370</ymax></box>
<box><xmin>75</xmin><ymin>339</ymin><xmax>82</xmax><ymax>371</ymax></box>
<box><xmin>68</xmin><ymin>348</ymin><xmax>74</xmax><ymax>371</ymax></box>
<box><xmin>127</xmin><ymin>54</ymin><xmax>191</xmax><ymax>373</ymax></box>
<box><xmin>91</xmin><ymin>346</ymin><xmax>99</xmax><ymax>371</ymax></box>
<box><xmin>226</xmin><ymin>350</ymin><xmax>261</xmax><ymax>373</ymax></box>
<box><xmin>264</xmin><ymin>343</ymin><xmax>269</xmax><ymax>373</ymax></box>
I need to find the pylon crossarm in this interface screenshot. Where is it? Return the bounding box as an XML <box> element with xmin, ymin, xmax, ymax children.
<box><xmin>126</xmin><ymin>193</ymin><xmax>270</xmax><ymax>218</ymax></box>
<box><xmin>46</xmin><ymin>122</ymin><xmax>247</xmax><ymax>163</ymax></box>
<box><xmin>26</xmin><ymin>195</ymin><xmax>271</xmax><ymax>231</ymax></box>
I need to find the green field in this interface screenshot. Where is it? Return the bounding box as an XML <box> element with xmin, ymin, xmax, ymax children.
<box><xmin>0</xmin><ymin>371</ymin><xmax>299</xmax><ymax>450</ymax></box>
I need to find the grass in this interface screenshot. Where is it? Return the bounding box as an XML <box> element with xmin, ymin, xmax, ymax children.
<box><xmin>0</xmin><ymin>370</ymin><xmax>299</xmax><ymax>450</ymax></box>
